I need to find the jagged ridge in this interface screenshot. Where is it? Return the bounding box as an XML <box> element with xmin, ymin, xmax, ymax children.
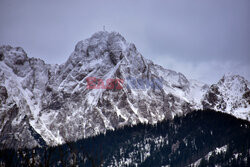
<box><xmin>0</xmin><ymin>31</ymin><xmax>249</xmax><ymax>148</ymax></box>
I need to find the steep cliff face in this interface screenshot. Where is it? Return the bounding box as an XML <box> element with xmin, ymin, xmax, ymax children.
<box><xmin>0</xmin><ymin>46</ymin><xmax>49</xmax><ymax>148</ymax></box>
<box><xmin>0</xmin><ymin>31</ymin><xmax>249</xmax><ymax>148</ymax></box>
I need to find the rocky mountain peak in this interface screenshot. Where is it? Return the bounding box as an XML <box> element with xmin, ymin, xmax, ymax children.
<box><xmin>70</xmin><ymin>31</ymin><xmax>131</xmax><ymax>66</ymax></box>
<box><xmin>218</xmin><ymin>74</ymin><xmax>249</xmax><ymax>91</ymax></box>
<box><xmin>56</xmin><ymin>31</ymin><xmax>147</xmax><ymax>93</ymax></box>
<box><xmin>0</xmin><ymin>32</ymin><xmax>249</xmax><ymax>149</ymax></box>
<box><xmin>202</xmin><ymin>74</ymin><xmax>250</xmax><ymax>120</ymax></box>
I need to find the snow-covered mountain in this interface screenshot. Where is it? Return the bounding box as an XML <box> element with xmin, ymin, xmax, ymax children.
<box><xmin>202</xmin><ymin>74</ymin><xmax>250</xmax><ymax>120</ymax></box>
<box><xmin>0</xmin><ymin>31</ymin><xmax>249</xmax><ymax>148</ymax></box>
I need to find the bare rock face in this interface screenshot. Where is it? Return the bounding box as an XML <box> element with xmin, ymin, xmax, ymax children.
<box><xmin>0</xmin><ymin>104</ymin><xmax>44</xmax><ymax>149</ymax></box>
<box><xmin>0</xmin><ymin>86</ymin><xmax>8</xmax><ymax>103</ymax></box>
<box><xmin>0</xmin><ymin>52</ymin><xmax>4</xmax><ymax>61</ymax></box>
<box><xmin>0</xmin><ymin>32</ymin><xmax>249</xmax><ymax>149</ymax></box>
<box><xmin>243</xmin><ymin>91</ymin><xmax>250</xmax><ymax>104</ymax></box>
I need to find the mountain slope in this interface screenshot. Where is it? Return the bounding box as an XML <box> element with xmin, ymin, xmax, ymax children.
<box><xmin>1</xmin><ymin>110</ymin><xmax>249</xmax><ymax>167</ymax></box>
<box><xmin>0</xmin><ymin>31</ymin><xmax>249</xmax><ymax>148</ymax></box>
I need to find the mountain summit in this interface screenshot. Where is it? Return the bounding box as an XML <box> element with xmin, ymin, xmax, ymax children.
<box><xmin>0</xmin><ymin>31</ymin><xmax>249</xmax><ymax>149</ymax></box>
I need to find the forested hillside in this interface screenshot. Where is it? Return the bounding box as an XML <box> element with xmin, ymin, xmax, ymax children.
<box><xmin>1</xmin><ymin>109</ymin><xmax>250</xmax><ymax>167</ymax></box>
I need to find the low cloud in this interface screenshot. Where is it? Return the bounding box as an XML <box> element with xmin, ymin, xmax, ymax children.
<box><xmin>152</xmin><ymin>55</ymin><xmax>250</xmax><ymax>84</ymax></box>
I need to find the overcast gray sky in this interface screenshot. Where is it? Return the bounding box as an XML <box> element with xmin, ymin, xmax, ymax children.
<box><xmin>0</xmin><ymin>0</ymin><xmax>249</xmax><ymax>84</ymax></box>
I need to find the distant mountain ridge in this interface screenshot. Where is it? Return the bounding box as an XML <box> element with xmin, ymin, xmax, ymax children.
<box><xmin>0</xmin><ymin>31</ymin><xmax>249</xmax><ymax>148</ymax></box>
